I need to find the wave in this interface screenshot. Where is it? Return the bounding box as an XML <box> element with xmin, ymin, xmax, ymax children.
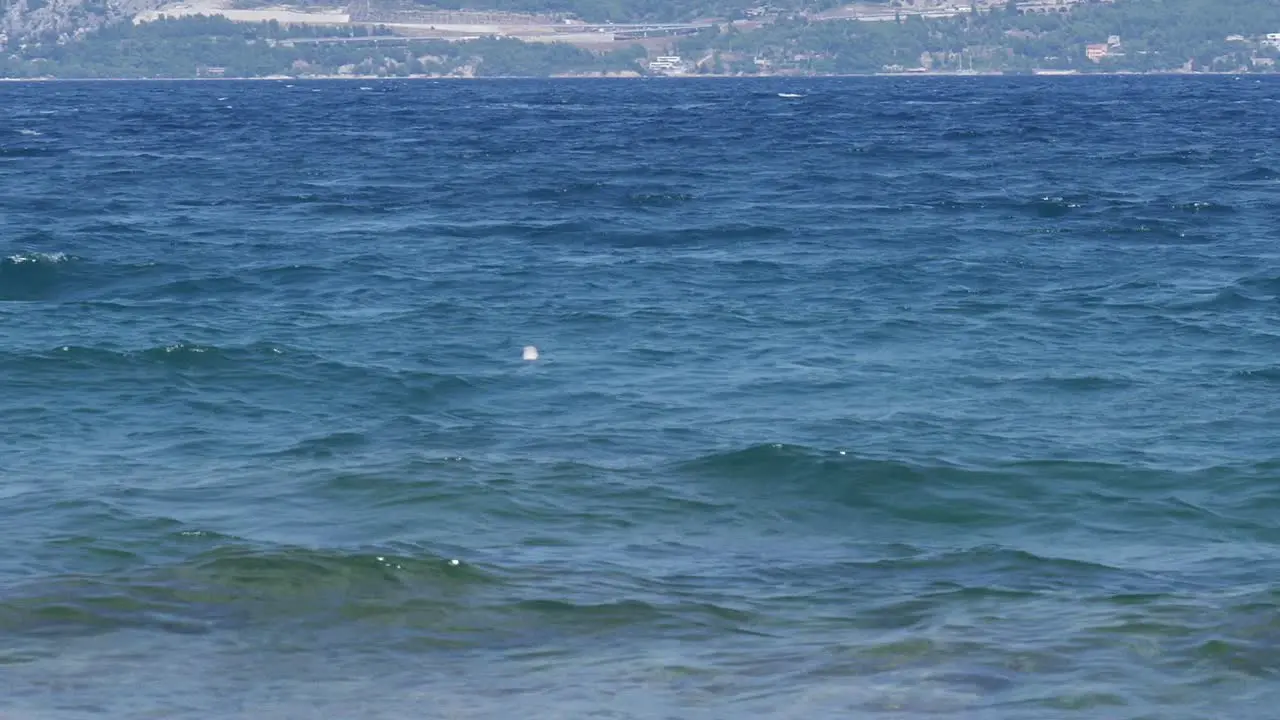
<box><xmin>0</xmin><ymin>543</ymin><xmax>488</xmax><ymax>638</ymax></box>
<box><xmin>1013</xmin><ymin>194</ymin><xmax>1233</xmax><ymax>223</ymax></box>
<box><xmin>1230</xmin><ymin>366</ymin><xmax>1280</xmax><ymax>382</ymax></box>
<box><xmin>1172</xmin><ymin>288</ymin><xmax>1266</xmax><ymax>311</ymax></box>
<box><xmin>1227</xmin><ymin>167</ymin><xmax>1280</xmax><ymax>182</ymax></box>
<box><xmin>1098</xmin><ymin>220</ymin><xmax>1209</xmax><ymax>245</ymax></box>
<box><xmin>1023</xmin><ymin>195</ymin><xmax>1085</xmax><ymax>218</ymax></box>
<box><xmin>525</xmin><ymin>181</ymin><xmax>606</xmax><ymax>202</ymax></box>
<box><xmin>922</xmin><ymin>193</ymin><xmax>1097</xmax><ymax>218</ymax></box>
<box><xmin>1143</xmin><ymin>272</ymin><xmax>1280</xmax><ymax>312</ymax></box>
<box><xmin>1171</xmin><ymin>200</ymin><xmax>1235</xmax><ymax>214</ymax></box>
<box><xmin>0</xmin><ymin>252</ymin><xmax>208</xmax><ymax>302</ymax></box>
<box><xmin>271</xmin><ymin>430</ymin><xmax>372</xmax><ymax>459</ymax></box>
<box><xmin>9</xmin><ymin>341</ymin><xmax>289</xmax><ymax>371</ymax></box>
<box><xmin>0</xmin><ymin>252</ymin><xmax>404</xmax><ymax>303</ymax></box>
<box><xmin>519</xmin><ymin>181</ymin><xmax>701</xmax><ymax>207</ymax></box>
<box><xmin>1232</xmin><ymin>272</ymin><xmax>1280</xmax><ymax>298</ymax></box>
<box><xmin>434</xmin><ymin>220</ymin><xmax>791</xmax><ymax>247</ymax></box>
<box><xmin>563</xmin><ymin>223</ymin><xmax>792</xmax><ymax>248</ymax></box>
<box><xmin>668</xmin><ymin>444</ymin><xmax>1251</xmax><ymax>526</ymax></box>
<box><xmin>675</xmin><ymin>444</ymin><xmax>1027</xmax><ymax>525</ymax></box>
<box><xmin>4</xmin><ymin>250</ymin><xmax>70</xmax><ymax>264</ymax></box>
<box><xmin>756</xmin><ymin>545</ymin><xmax>1139</xmax><ymax>599</ymax></box>
<box><xmin>0</xmin><ymin>147</ymin><xmax>63</xmax><ymax>158</ymax></box>
<box><xmin>0</xmin><ymin>541</ymin><xmax>760</xmax><ymax>645</ymax></box>
<box><xmin>678</xmin><ymin>443</ymin><xmax>996</xmax><ymax>484</ymax></box>
<box><xmin>940</xmin><ymin>128</ymin><xmax>985</xmax><ymax>140</ymax></box>
<box><xmin>145</xmin><ymin>274</ymin><xmax>265</xmax><ymax>299</ymax></box>
<box><xmin>1</xmin><ymin>343</ymin><xmax>480</xmax><ymax>420</ymax></box>
<box><xmin>626</xmin><ymin>191</ymin><xmax>696</xmax><ymax>208</ymax></box>
<box><xmin>0</xmin><ymin>251</ymin><xmax>77</xmax><ymax>301</ymax></box>
<box><xmin>1010</xmin><ymin>373</ymin><xmax>1138</xmax><ymax>391</ymax></box>
<box><xmin>1106</xmin><ymin>148</ymin><xmax>1217</xmax><ymax>168</ymax></box>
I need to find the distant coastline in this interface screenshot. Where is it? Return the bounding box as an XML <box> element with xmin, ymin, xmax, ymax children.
<box><xmin>6</xmin><ymin>1</ymin><xmax>1280</xmax><ymax>86</ymax></box>
<box><xmin>2</xmin><ymin>70</ymin><xmax>1273</xmax><ymax>82</ymax></box>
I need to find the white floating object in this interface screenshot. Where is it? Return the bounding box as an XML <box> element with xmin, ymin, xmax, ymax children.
<box><xmin>522</xmin><ymin>346</ymin><xmax>539</xmax><ymax>361</ymax></box>
<box><xmin>448</xmin><ymin>559</ymin><xmax>460</xmax><ymax>566</ymax></box>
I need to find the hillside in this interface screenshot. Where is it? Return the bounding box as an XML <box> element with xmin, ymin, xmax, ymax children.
<box><xmin>344</xmin><ymin>0</ymin><xmax>858</xmax><ymax>23</ymax></box>
<box><xmin>2</xmin><ymin>0</ymin><xmax>165</xmax><ymax>47</ymax></box>
<box><xmin>0</xmin><ymin>0</ymin><xmax>896</xmax><ymax>48</ymax></box>
<box><xmin>3</xmin><ymin>0</ymin><xmax>1280</xmax><ymax>78</ymax></box>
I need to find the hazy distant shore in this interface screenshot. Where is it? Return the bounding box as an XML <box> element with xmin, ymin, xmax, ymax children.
<box><xmin>2</xmin><ymin>70</ymin><xmax>1271</xmax><ymax>82</ymax></box>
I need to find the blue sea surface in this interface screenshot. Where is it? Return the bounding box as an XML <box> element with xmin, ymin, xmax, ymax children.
<box><xmin>4</xmin><ymin>76</ymin><xmax>1280</xmax><ymax>718</ymax></box>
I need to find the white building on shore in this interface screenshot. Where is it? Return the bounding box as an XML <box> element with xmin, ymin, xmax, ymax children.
<box><xmin>648</xmin><ymin>55</ymin><xmax>688</xmax><ymax>74</ymax></box>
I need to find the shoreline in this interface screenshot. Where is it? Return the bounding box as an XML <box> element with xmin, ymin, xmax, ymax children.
<box><xmin>1</xmin><ymin>70</ymin><xmax>1272</xmax><ymax>82</ymax></box>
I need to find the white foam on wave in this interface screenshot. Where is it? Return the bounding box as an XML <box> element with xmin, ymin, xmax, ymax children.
<box><xmin>18</xmin><ymin>128</ymin><xmax>42</xmax><ymax>136</ymax></box>
<box><xmin>6</xmin><ymin>251</ymin><xmax>68</xmax><ymax>264</ymax></box>
<box><xmin>163</xmin><ymin>343</ymin><xmax>207</xmax><ymax>354</ymax></box>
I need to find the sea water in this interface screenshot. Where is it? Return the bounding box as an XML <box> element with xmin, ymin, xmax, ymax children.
<box><xmin>4</xmin><ymin>76</ymin><xmax>1280</xmax><ymax>718</ymax></box>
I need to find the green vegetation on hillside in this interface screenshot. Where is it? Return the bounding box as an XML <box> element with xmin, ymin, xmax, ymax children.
<box><xmin>375</xmin><ymin>0</ymin><xmax>854</xmax><ymax>22</ymax></box>
<box><xmin>673</xmin><ymin>0</ymin><xmax>1280</xmax><ymax>73</ymax></box>
<box><xmin>240</xmin><ymin>0</ymin><xmax>865</xmax><ymax>21</ymax></box>
<box><xmin>0</xmin><ymin>15</ymin><xmax>645</xmax><ymax>78</ymax></box>
<box><xmin>3</xmin><ymin>0</ymin><xmax>1280</xmax><ymax>78</ymax></box>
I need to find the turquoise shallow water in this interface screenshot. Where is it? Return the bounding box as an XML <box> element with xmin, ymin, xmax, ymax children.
<box><xmin>4</xmin><ymin>76</ymin><xmax>1280</xmax><ymax>718</ymax></box>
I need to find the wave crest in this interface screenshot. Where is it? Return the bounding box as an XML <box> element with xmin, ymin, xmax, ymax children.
<box><xmin>676</xmin><ymin>444</ymin><xmax>989</xmax><ymax>516</ymax></box>
<box><xmin>0</xmin><ymin>251</ymin><xmax>76</xmax><ymax>301</ymax></box>
<box><xmin>27</xmin><ymin>341</ymin><xmax>289</xmax><ymax>371</ymax></box>
<box><xmin>0</xmin><ymin>544</ymin><xmax>484</xmax><ymax>638</ymax></box>
<box><xmin>672</xmin><ymin>444</ymin><xmax>1170</xmax><ymax>527</ymax></box>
